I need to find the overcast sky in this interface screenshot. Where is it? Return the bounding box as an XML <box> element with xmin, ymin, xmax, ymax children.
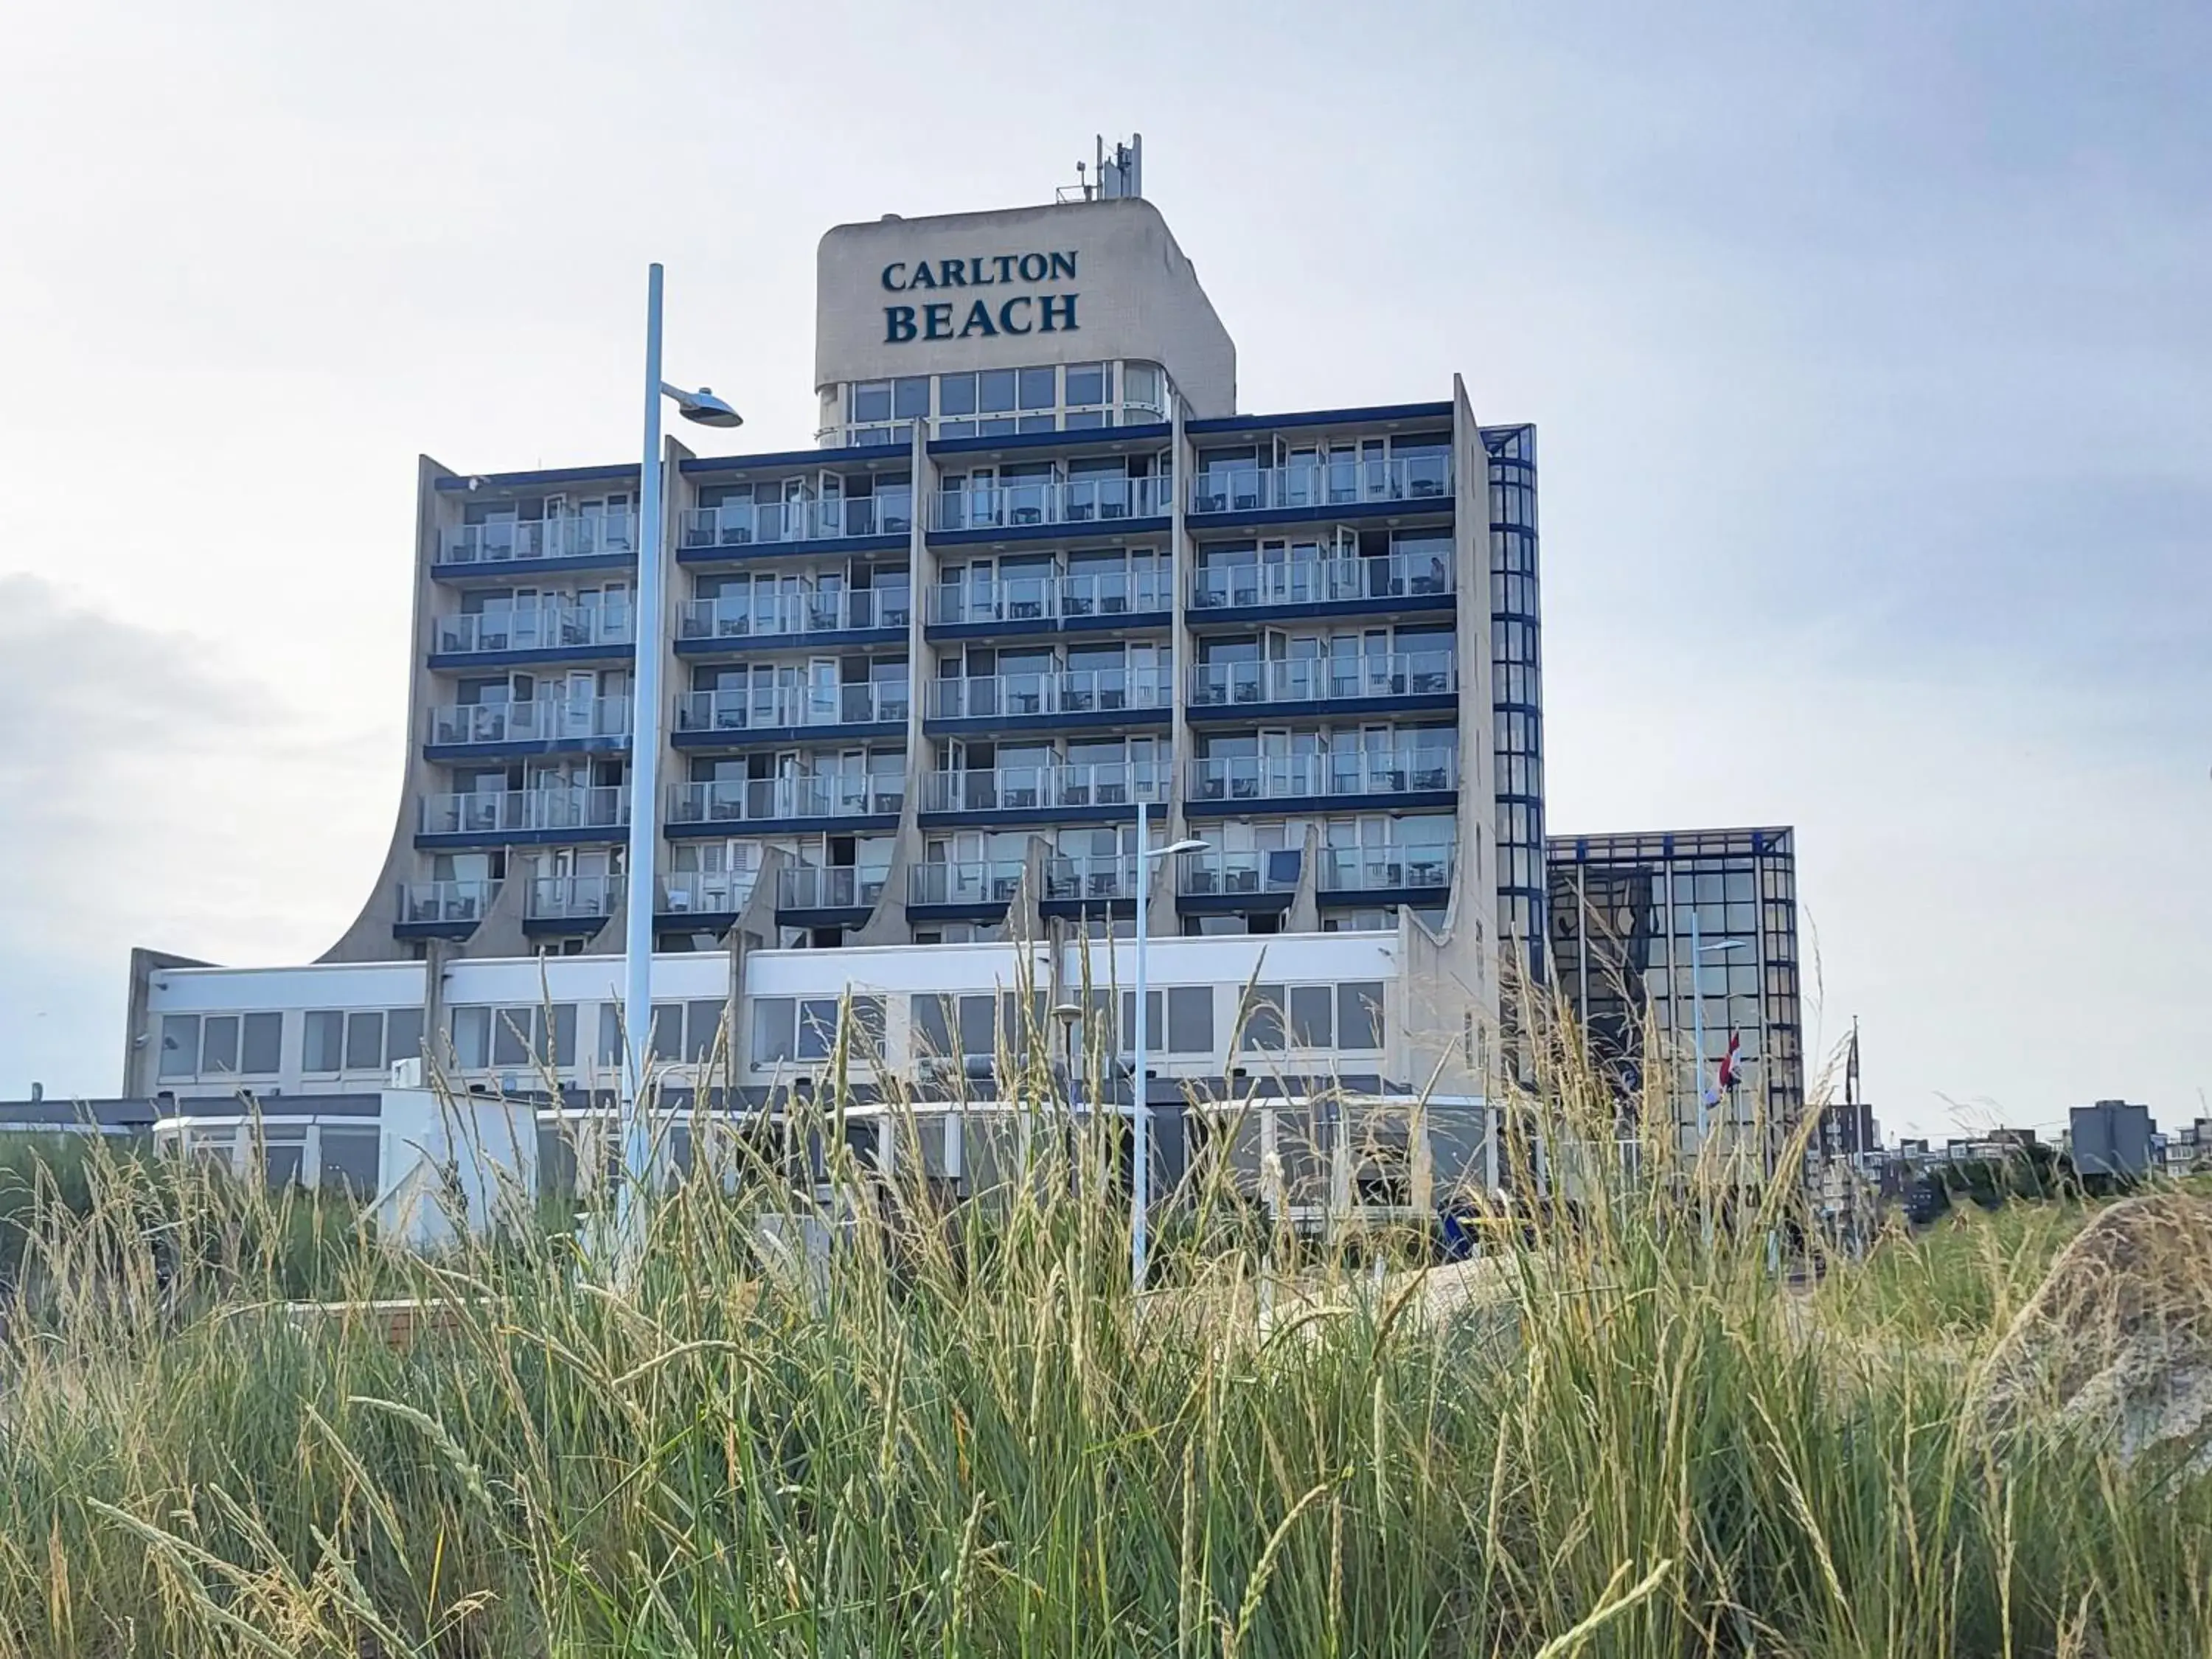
<box><xmin>1</xmin><ymin>1</ymin><xmax>2204</xmax><ymax>1138</ymax></box>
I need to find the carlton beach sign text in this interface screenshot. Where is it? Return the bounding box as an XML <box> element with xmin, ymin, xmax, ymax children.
<box><xmin>881</xmin><ymin>250</ymin><xmax>1080</xmax><ymax>343</ymax></box>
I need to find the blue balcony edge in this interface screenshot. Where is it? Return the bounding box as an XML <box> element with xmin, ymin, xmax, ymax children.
<box><xmin>925</xmin><ymin>515</ymin><xmax>1171</xmax><ymax>549</ymax></box>
<box><xmin>1185</xmin><ymin>788</ymin><xmax>1458</xmax><ymax>820</ymax></box>
<box><xmin>394</xmin><ymin>919</ymin><xmax>479</xmax><ymax>940</ymax></box>
<box><xmin>653</xmin><ymin>910</ymin><xmax>738</xmax><ymax>931</ymax></box>
<box><xmin>927</xmin><ymin>421</ymin><xmax>1172</xmax><ymax>457</ymax></box>
<box><xmin>675</xmin><ymin>627</ymin><xmax>907</xmax><ymax>657</ymax></box>
<box><xmin>923</xmin><ymin>609</ymin><xmax>1171</xmax><ymax>643</ymax></box>
<box><xmin>414</xmin><ymin>825</ymin><xmax>629</xmax><ymax>850</ymax></box>
<box><xmin>1318</xmin><ymin>885</ymin><xmax>1452</xmax><ymax>908</ymax></box>
<box><xmin>672</xmin><ymin>720</ymin><xmax>906</xmax><ymax>749</ymax></box>
<box><xmin>906</xmin><ymin>900</ymin><xmax>1012</xmax><ymax>922</ymax></box>
<box><xmin>775</xmin><ymin>905</ymin><xmax>875</xmax><ymax>928</ymax></box>
<box><xmin>676</xmin><ymin>532</ymin><xmax>909</xmax><ymax>564</ymax></box>
<box><xmin>431</xmin><ymin>552</ymin><xmax>637</xmax><ymax>582</ymax></box>
<box><xmin>1186</xmin><ymin>401</ymin><xmax>1453</xmax><ymax>435</ymax></box>
<box><xmin>427</xmin><ymin>644</ymin><xmax>634</xmax><ymax>672</ymax></box>
<box><xmin>1186</xmin><ymin>495</ymin><xmax>1452</xmax><ymax>532</ymax></box>
<box><xmin>1183</xmin><ymin>592</ymin><xmax>1455</xmax><ymax>630</ymax></box>
<box><xmin>916</xmin><ymin>802</ymin><xmax>1158</xmax><ymax>830</ymax></box>
<box><xmin>522</xmin><ymin>914</ymin><xmax>611</xmax><ymax>934</ymax></box>
<box><xmin>922</xmin><ymin>706</ymin><xmax>1171</xmax><ymax>738</ymax></box>
<box><xmin>1040</xmin><ymin>895</ymin><xmax>1137</xmax><ymax>917</ymax></box>
<box><xmin>666</xmin><ymin>813</ymin><xmax>898</xmax><ymax>840</ymax></box>
<box><xmin>423</xmin><ymin>737</ymin><xmax>632</xmax><ymax>762</ymax></box>
<box><xmin>680</xmin><ymin>439</ymin><xmax>908</xmax><ymax>473</ymax></box>
<box><xmin>1184</xmin><ymin>692</ymin><xmax>1458</xmax><ymax>725</ymax></box>
<box><xmin>1176</xmin><ymin>891</ymin><xmax>1297</xmax><ymax>914</ymax></box>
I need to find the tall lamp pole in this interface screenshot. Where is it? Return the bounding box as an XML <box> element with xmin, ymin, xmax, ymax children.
<box><xmin>1129</xmin><ymin>798</ymin><xmax>1206</xmax><ymax>1293</ymax></box>
<box><xmin>617</xmin><ymin>263</ymin><xmax>742</xmax><ymax>1260</ymax></box>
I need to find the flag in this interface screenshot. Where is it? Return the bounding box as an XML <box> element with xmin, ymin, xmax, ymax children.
<box><xmin>1717</xmin><ymin>1029</ymin><xmax>1743</xmax><ymax>1092</ymax></box>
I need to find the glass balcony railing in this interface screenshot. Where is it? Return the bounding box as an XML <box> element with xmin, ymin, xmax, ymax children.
<box><xmin>418</xmin><ymin>787</ymin><xmax>628</xmax><ymax>837</ymax></box>
<box><xmin>672</xmin><ymin>681</ymin><xmax>908</xmax><ymax>734</ymax></box>
<box><xmin>925</xmin><ymin>666</ymin><xmax>1172</xmax><ymax>721</ymax></box>
<box><xmin>1189</xmin><ymin>456</ymin><xmax>1450</xmax><ymax>515</ymax></box>
<box><xmin>526</xmin><ymin>874</ymin><xmax>618</xmax><ymax>921</ymax></box>
<box><xmin>1189</xmin><ymin>552</ymin><xmax>1453</xmax><ymax>611</ymax></box>
<box><xmin>666</xmin><ymin>775</ymin><xmax>903</xmax><ymax>826</ymax></box>
<box><xmin>679</xmin><ymin>493</ymin><xmax>913</xmax><ymax>550</ymax></box>
<box><xmin>433</xmin><ymin>602</ymin><xmax>634</xmax><ymax>655</ymax></box>
<box><xmin>928</xmin><ymin>475</ymin><xmax>1171</xmax><ymax>532</ymax></box>
<box><xmin>1318</xmin><ymin>847</ymin><xmax>1456</xmax><ymax>894</ymax></box>
<box><xmin>677</xmin><ymin>587</ymin><xmax>910</xmax><ymax>643</ymax></box>
<box><xmin>908</xmin><ymin>860</ymin><xmax>1027</xmax><ymax>906</ymax></box>
<box><xmin>427</xmin><ymin>696</ymin><xmax>631</xmax><ymax>747</ymax></box>
<box><xmin>776</xmin><ymin>866</ymin><xmax>887</xmax><ymax>911</ymax></box>
<box><xmin>1187</xmin><ymin>652</ymin><xmax>1456</xmax><ymax>708</ymax></box>
<box><xmin>1043</xmin><ymin>855</ymin><xmax>1140</xmax><ymax>903</ymax></box>
<box><xmin>659</xmin><ymin>869</ymin><xmax>758</xmax><ymax>917</ymax></box>
<box><xmin>920</xmin><ymin>762</ymin><xmax>1167</xmax><ymax>815</ymax></box>
<box><xmin>439</xmin><ymin>511</ymin><xmax>638</xmax><ymax>566</ymax></box>
<box><xmin>1187</xmin><ymin>750</ymin><xmax>1457</xmax><ymax>804</ymax></box>
<box><xmin>396</xmin><ymin>879</ymin><xmax>498</xmax><ymax>925</ymax></box>
<box><xmin>1176</xmin><ymin>848</ymin><xmax>1304</xmax><ymax>898</ymax></box>
<box><xmin>926</xmin><ymin>566</ymin><xmax>1169</xmax><ymax>624</ymax></box>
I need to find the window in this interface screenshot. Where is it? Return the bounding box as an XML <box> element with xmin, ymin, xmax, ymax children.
<box><xmin>199</xmin><ymin>1015</ymin><xmax>240</xmax><ymax>1074</ymax></box>
<box><xmin>154</xmin><ymin>1012</ymin><xmax>282</xmax><ymax>1079</ymax></box>
<box><xmin>939</xmin><ymin>373</ymin><xmax>978</xmax><ymax>417</ymax></box>
<box><xmin>304</xmin><ymin>1010</ymin><xmax>345</xmax><ymax>1073</ymax></box>
<box><xmin>1239</xmin><ymin>986</ymin><xmax>1286</xmax><ymax>1052</ymax></box>
<box><xmin>686</xmin><ymin>1000</ymin><xmax>726</xmax><ymax>1065</ymax></box>
<box><xmin>158</xmin><ymin>1015</ymin><xmax>196</xmax><ymax>1079</ymax></box>
<box><xmin>894</xmin><ymin>376</ymin><xmax>931</xmax><ymax>419</ymax></box>
<box><xmin>305</xmin><ymin>1008</ymin><xmax>422</xmax><ymax>1074</ymax></box>
<box><xmin>1289</xmin><ymin>985</ymin><xmax>1334</xmax><ymax>1048</ymax></box>
<box><xmin>1338</xmin><ymin>982</ymin><xmax>1385</xmax><ymax>1050</ymax></box>
<box><xmin>1065</xmin><ymin>362</ymin><xmax>1109</xmax><ymax>406</ymax></box>
<box><xmin>957</xmin><ymin>993</ymin><xmax>996</xmax><ymax>1058</ymax></box>
<box><xmin>754</xmin><ymin>996</ymin><xmax>883</xmax><ymax>1065</ymax></box>
<box><xmin>1018</xmin><ymin>366</ymin><xmax>1055</xmax><ymax>410</ymax></box>
<box><xmin>449</xmin><ymin>1006</ymin><xmax>574</xmax><ymax>1071</ymax></box>
<box><xmin>798</xmin><ymin>998</ymin><xmax>840</xmax><ymax>1061</ymax></box>
<box><xmin>851</xmin><ymin>380</ymin><xmax>892</xmax><ymax>424</ymax></box>
<box><xmin>752</xmin><ymin>998</ymin><xmax>796</xmax><ymax>1064</ymax></box>
<box><xmin>1237</xmin><ymin>983</ymin><xmax>1382</xmax><ymax>1052</ymax></box>
<box><xmin>1111</xmin><ymin>987</ymin><xmax>1214</xmax><ymax>1055</ymax></box>
<box><xmin>978</xmin><ymin>369</ymin><xmax>1017</xmax><ymax>414</ymax></box>
<box><xmin>347</xmin><ymin>1010</ymin><xmax>386</xmax><ymax>1071</ymax></box>
<box><xmin>319</xmin><ymin>1128</ymin><xmax>380</xmax><ymax>1198</ymax></box>
<box><xmin>239</xmin><ymin>1013</ymin><xmax>282</xmax><ymax>1075</ymax></box>
<box><xmin>911</xmin><ymin>993</ymin><xmax>953</xmax><ymax>1059</ymax></box>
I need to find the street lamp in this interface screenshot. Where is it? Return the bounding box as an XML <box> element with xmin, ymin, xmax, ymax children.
<box><xmin>618</xmin><ymin>262</ymin><xmax>742</xmax><ymax>1265</ymax></box>
<box><xmin>1130</xmin><ymin>799</ymin><xmax>1206</xmax><ymax>1293</ymax></box>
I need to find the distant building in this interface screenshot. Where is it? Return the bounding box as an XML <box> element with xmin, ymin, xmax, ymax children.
<box><xmin>2070</xmin><ymin>1099</ymin><xmax>2153</xmax><ymax>1182</ymax></box>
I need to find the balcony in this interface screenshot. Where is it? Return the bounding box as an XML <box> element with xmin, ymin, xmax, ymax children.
<box><xmin>438</xmin><ymin>512</ymin><xmax>637</xmax><ymax>570</ymax></box>
<box><xmin>1043</xmin><ymin>854</ymin><xmax>1141</xmax><ymax>905</ymax></box>
<box><xmin>526</xmin><ymin>874</ymin><xmax>617</xmax><ymax>925</ymax></box>
<box><xmin>658</xmin><ymin>869</ymin><xmax>758</xmax><ymax>919</ymax></box>
<box><xmin>680</xmin><ymin>493</ymin><xmax>912</xmax><ymax>552</ymax></box>
<box><xmin>417</xmin><ymin>786</ymin><xmax>627</xmax><ymax>840</ymax></box>
<box><xmin>1189</xmin><ymin>456</ymin><xmax>1450</xmax><ymax>517</ymax></box>
<box><xmin>433</xmin><ymin>602</ymin><xmax>633</xmax><ymax>658</ymax></box>
<box><xmin>776</xmin><ymin>866</ymin><xmax>886</xmax><ymax>914</ymax></box>
<box><xmin>1176</xmin><ymin>849</ymin><xmax>1304</xmax><ymax>900</ymax></box>
<box><xmin>926</xmin><ymin>568</ymin><xmax>1169</xmax><ymax>629</ymax></box>
<box><xmin>1186</xmin><ymin>750</ymin><xmax>1457</xmax><ymax>809</ymax></box>
<box><xmin>919</xmin><ymin>762</ymin><xmax>1167</xmax><ymax>818</ymax></box>
<box><xmin>677</xmin><ymin>587</ymin><xmax>910</xmax><ymax>647</ymax></box>
<box><xmin>1318</xmin><ymin>847</ymin><xmax>1456</xmax><ymax>897</ymax></box>
<box><xmin>395</xmin><ymin>879</ymin><xmax>498</xmax><ymax>932</ymax></box>
<box><xmin>426</xmin><ymin>696</ymin><xmax>630</xmax><ymax>751</ymax></box>
<box><xmin>1189</xmin><ymin>552</ymin><xmax>1453</xmax><ymax>615</ymax></box>
<box><xmin>1186</xmin><ymin>652</ymin><xmax>1456</xmax><ymax>715</ymax></box>
<box><xmin>928</xmin><ymin>476</ymin><xmax>1171</xmax><ymax>535</ymax></box>
<box><xmin>666</xmin><ymin>775</ymin><xmax>903</xmax><ymax>830</ymax></box>
<box><xmin>925</xmin><ymin>666</ymin><xmax>1172</xmax><ymax>724</ymax></box>
<box><xmin>908</xmin><ymin>860</ymin><xmax>1026</xmax><ymax>908</ymax></box>
<box><xmin>672</xmin><ymin>681</ymin><xmax>908</xmax><ymax>740</ymax></box>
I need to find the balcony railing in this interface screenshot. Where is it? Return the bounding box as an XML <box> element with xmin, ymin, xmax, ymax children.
<box><xmin>439</xmin><ymin>511</ymin><xmax>638</xmax><ymax>566</ymax></box>
<box><xmin>925</xmin><ymin>666</ymin><xmax>1173</xmax><ymax>721</ymax></box>
<box><xmin>909</xmin><ymin>860</ymin><xmax>1027</xmax><ymax>906</ymax></box>
<box><xmin>920</xmin><ymin>762</ymin><xmax>1167</xmax><ymax>815</ymax></box>
<box><xmin>928</xmin><ymin>475</ymin><xmax>1171</xmax><ymax>532</ymax></box>
<box><xmin>1189</xmin><ymin>456</ymin><xmax>1450</xmax><ymax>515</ymax></box>
<box><xmin>1177</xmin><ymin>848</ymin><xmax>1304</xmax><ymax>898</ymax></box>
<box><xmin>1043</xmin><ymin>855</ymin><xmax>1140</xmax><ymax>903</ymax></box>
<box><xmin>659</xmin><ymin>869</ymin><xmax>758</xmax><ymax>917</ymax></box>
<box><xmin>673</xmin><ymin>681</ymin><xmax>908</xmax><ymax>734</ymax></box>
<box><xmin>776</xmin><ymin>866</ymin><xmax>886</xmax><ymax>911</ymax></box>
<box><xmin>667</xmin><ymin>775</ymin><xmax>903</xmax><ymax>826</ymax></box>
<box><xmin>1189</xmin><ymin>552</ymin><xmax>1453</xmax><ymax>612</ymax></box>
<box><xmin>396</xmin><ymin>879</ymin><xmax>498</xmax><ymax>925</ymax></box>
<box><xmin>927</xmin><ymin>567</ymin><xmax>1169</xmax><ymax>625</ymax></box>
<box><xmin>1318</xmin><ymin>848</ymin><xmax>1456</xmax><ymax>894</ymax></box>
<box><xmin>418</xmin><ymin>787</ymin><xmax>628</xmax><ymax>837</ymax></box>
<box><xmin>1187</xmin><ymin>750</ymin><xmax>1457</xmax><ymax>804</ymax></box>
<box><xmin>428</xmin><ymin>696</ymin><xmax>631</xmax><ymax>748</ymax></box>
<box><xmin>1187</xmin><ymin>652</ymin><xmax>1456</xmax><ymax>709</ymax></box>
<box><xmin>526</xmin><ymin>874</ymin><xmax>618</xmax><ymax>922</ymax></box>
<box><xmin>678</xmin><ymin>587</ymin><xmax>910</xmax><ymax>643</ymax></box>
<box><xmin>434</xmin><ymin>602</ymin><xmax>634</xmax><ymax>655</ymax></box>
<box><xmin>680</xmin><ymin>493</ymin><xmax>913</xmax><ymax>549</ymax></box>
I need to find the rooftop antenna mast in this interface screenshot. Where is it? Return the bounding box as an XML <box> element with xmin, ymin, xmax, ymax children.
<box><xmin>1058</xmin><ymin>135</ymin><xmax>1144</xmax><ymax>204</ymax></box>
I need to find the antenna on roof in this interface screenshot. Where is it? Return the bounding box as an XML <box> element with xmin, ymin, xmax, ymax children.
<box><xmin>1057</xmin><ymin>135</ymin><xmax>1143</xmax><ymax>204</ymax></box>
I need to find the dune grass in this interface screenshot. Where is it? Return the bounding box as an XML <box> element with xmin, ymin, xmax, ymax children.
<box><xmin>0</xmin><ymin>1048</ymin><xmax>2206</xmax><ymax>1657</ymax></box>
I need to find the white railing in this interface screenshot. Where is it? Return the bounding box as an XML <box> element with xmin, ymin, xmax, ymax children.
<box><xmin>1188</xmin><ymin>652</ymin><xmax>1456</xmax><ymax>708</ymax></box>
<box><xmin>678</xmin><ymin>587</ymin><xmax>910</xmax><ymax>642</ymax></box>
<box><xmin>1189</xmin><ymin>456</ymin><xmax>1450</xmax><ymax>515</ymax></box>
<box><xmin>925</xmin><ymin>666</ymin><xmax>1173</xmax><ymax>720</ymax></box>
<box><xmin>920</xmin><ymin>762</ymin><xmax>1167</xmax><ymax>815</ymax></box>
<box><xmin>1043</xmin><ymin>855</ymin><xmax>1140</xmax><ymax>902</ymax></box>
<box><xmin>666</xmin><ymin>776</ymin><xmax>902</xmax><ymax>825</ymax></box>
<box><xmin>1176</xmin><ymin>849</ymin><xmax>1304</xmax><ymax>897</ymax></box>
<box><xmin>1187</xmin><ymin>750</ymin><xmax>1457</xmax><ymax>804</ymax></box>
<box><xmin>926</xmin><ymin>566</ymin><xmax>1169</xmax><ymax>624</ymax></box>
<box><xmin>427</xmin><ymin>696</ymin><xmax>631</xmax><ymax>747</ymax></box>
<box><xmin>418</xmin><ymin>787</ymin><xmax>628</xmax><ymax>837</ymax></box>
<box><xmin>672</xmin><ymin>681</ymin><xmax>908</xmax><ymax>734</ymax></box>
<box><xmin>659</xmin><ymin>869</ymin><xmax>759</xmax><ymax>917</ymax></box>
<box><xmin>396</xmin><ymin>879</ymin><xmax>498</xmax><ymax>925</ymax></box>
<box><xmin>526</xmin><ymin>874</ymin><xmax>618</xmax><ymax>921</ymax></box>
<box><xmin>679</xmin><ymin>493</ymin><xmax>913</xmax><ymax>549</ymax></box>
<box><xmin>928</xmin><ymin>474</ymin><xmax>1171</xmax><ymax>532</ymax></box>
<box><xmin>1318</xmin><ymin>848</ymin><xmax>1456</xmax><ymax>894</ymax></box>
<box><xmin>908</xmin><ymin>860</ymin><xmax>1028</xmax><ymax>906</ymax></box>
<box><xmin>1189</xmin><ymin>552</ymin><xmax>1453</xmax><ymax>611</ymax></box>
<box><xmin>439</xmin><ymin>511</ymin><xmax>638</xmax><ymax>566</ymax></box>
<box><xmin>434</xmin><ymin>602</ymin><xmax>634</xmax><ymax>655</ymax></box>
<box><xmin>776</xmin><ymin>866</ymin><xmax>886</xmax><ymax>910</ymax></box>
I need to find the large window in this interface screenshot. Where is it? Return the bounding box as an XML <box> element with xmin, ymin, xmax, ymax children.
<box><xmin>448</xmin><ymin>1004</ymin><xmax>576</xmax><ymax>1072</ymax></box>
<box><xmin>304</xmin><ymin>1007</ymin><xmax>425</xmax><ymax>1075</ymax></box>
<box><xmin>1237</xmin><ymin>982</ymin><xmax>1385</xmax><ymax>1053</ymax></box>
<box><xmin>157</xmin><ymin>1012</ymin><xmax>284</xmax><ymax>1080</ymax></box>
<box><xmin>751</xmin><ymin>996</ymin><xmax>883</xmax><ymax>1065</ymax></box>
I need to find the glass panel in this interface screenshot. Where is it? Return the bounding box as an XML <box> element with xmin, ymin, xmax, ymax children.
<box><xmin>1338</xmin><ymin>982</ymin><xmax>1385</xmax><ymax>1050</ymax></box>
<box><xmin>200</xmin><ymin>1015</ymin><xmax>240</xmax><ymax>1075</ymax></box>
<box><xmin>158</xmin><ymin>1015</ymin><xmax>198</xmax><ymax>1079</ymax></box>
<box><xmin>318</xmin><ymin>1127</ymin><xmax>380</xmax><ymax>1199</ymax></box>
<box><xmin>978</xmin><ymin>369</ymin><xmax>1017</xmax><ymax>414</ymax></box>
<box><xmin>1017</xmin><ymin>366</ymin><xmax>1056</xmax><ymax>409</ymax></box>
<box><xmin>1239</xmin><ymin>986</ymin><xmax>1285</xmax><ymax>1052</ymax></box>
<box><xmin>240</xmin><ymin>1012</ymin><xmax>282</xmax><ymax>1075</ymax></box>
<box><xmin>385</xmin><ymin>1007</ymin><xmax>425</xmax><ymax>1068</ymax></box>
<box><xmin>1167</xmin><ymin>986</ymin><xmax>1213</xmax><ymax>1054</ymax></box>
<box><xmin>345</xmin><ymin>1010</ymin><xmax>384</xmax><ymax>1071</ymax></box>
<box><xmin>751</xmin><ymin>998</ymin><xmax>796</xmax><ymax>1065</ymax></box>
<box><xmin>1288</xmin><ymin>985</ymin><xmax>1333</xmax><ymax>1047</ymax></box>
<box><xmin>303</xmin><ymin>1010</ymin><xmax>344</xmax><ymax>1072</ymax></box>
<box><xmin>798</xmin><ymin>998</ymin><xmax>840</xmax><ymax>1062</ymax></box>
<box><xmin>685</xmin><ymin>1000</ymin><xmax>725</xmax><ymax>1065</ymax></box>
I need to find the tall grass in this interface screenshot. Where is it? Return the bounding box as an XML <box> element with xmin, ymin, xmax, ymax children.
<box><xmin>0</xmin><ymin>1015</ymin><xmax>2206</xmax><ymax>1658</ymax></box>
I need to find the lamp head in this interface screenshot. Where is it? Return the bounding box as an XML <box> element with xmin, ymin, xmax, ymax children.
<box><xmin>672</xmin><ymin>386</ymin><xmax>744</xmax><ymax>428</ymax></box>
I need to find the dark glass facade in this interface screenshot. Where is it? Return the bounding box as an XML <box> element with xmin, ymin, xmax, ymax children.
<box><xmin>1483</xmin><ymin>425</ymin><xmax>1545</xmax><ymax>979</ymax></box>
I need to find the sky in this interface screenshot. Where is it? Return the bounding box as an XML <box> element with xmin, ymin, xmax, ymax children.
<box><xmin>0</xmin><ymin>1</ymin><xmax>2204</xmax><ymax>1139</ymax></box>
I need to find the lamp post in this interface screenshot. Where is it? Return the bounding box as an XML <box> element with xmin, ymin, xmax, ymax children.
<box><xmin>1130</xmin><ymin>798</ymin><xmax>1206</xmax><ymax>1293</ymax></box>
<box><xmin>618</xmin><ymin>263</ymin><xmax>742</xmax><ymax>1265</ymax></box>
